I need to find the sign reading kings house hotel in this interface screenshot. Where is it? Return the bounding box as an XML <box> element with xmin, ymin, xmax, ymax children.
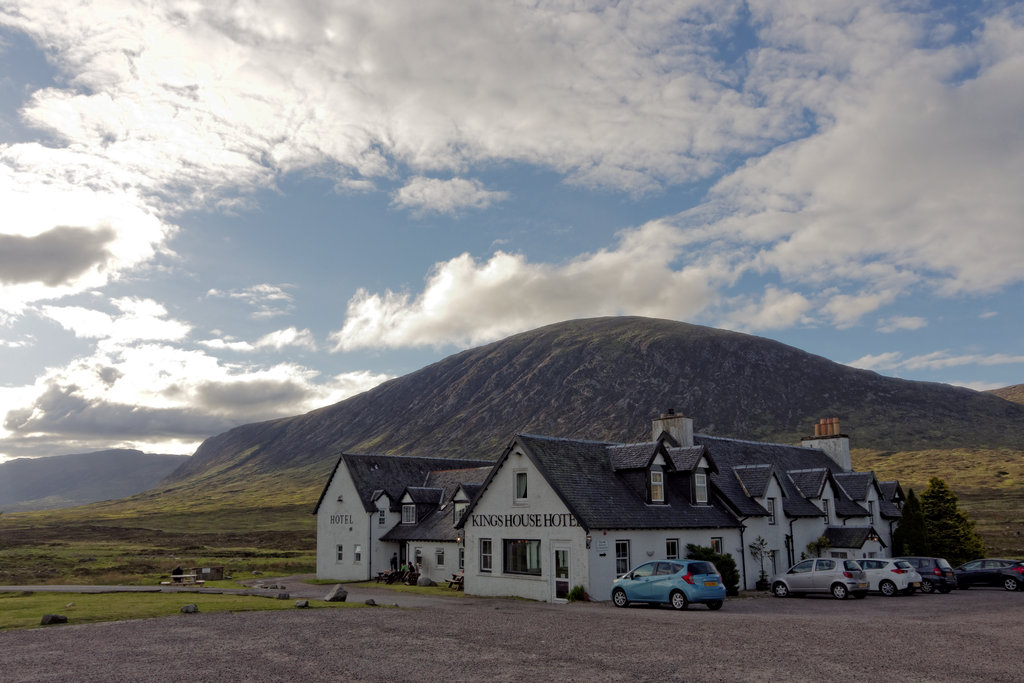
<box><xmin>467</xmin><ymin>512</ymin><xmax>579</xmax><ymax>528</ymax></box>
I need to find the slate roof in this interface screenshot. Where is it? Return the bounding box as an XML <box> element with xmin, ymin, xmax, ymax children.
<box><xmin>787</xmin><ymin>468</ymin><xmax>829</xmax><ymax>499</ymax></box>
<box><xmin>833</xmin><ymin>472</ymin><xmax>874</xmax><ymax>500</ymax></box>
<box><xmin>382</xmin><ymin>466</ymin><xmax>491</xmax><ymax>543</ymax></box>
<box><xmin>666</xmin><ymin>445</ymin><xmax>711</xmax><ymax>472</ymax></box>
<box><xmin>732</xmin><ymin>464</ymin><xmax>772</xmax><ymax>497</ymax></box>
<box><xmin>313</xmin><ymin>453</ymin><xmax>493</xmax><ymax>514</ymax></box>
<box><xmin>485</xmin><ymin>434</ymin><xmax>740</xmax><ymax>531</ymax></box>
<box><xmin>823</xmin><ymin>525</ymin><xmax>885</xmax><ymax>549</ymax></box>
<box><xmin>696</xmin><ymin>436</ymin><xmax>828</xmax><ymax>518</ymax></box>
<box><xmin>608</xmin><ymin>443</ymin><xmax>657</xmax><ymax>470</ymax></box>
<box><xmin>877</xmin><ymin>481</ymin><xmax>904</xmax><ymax>520</ymax></box>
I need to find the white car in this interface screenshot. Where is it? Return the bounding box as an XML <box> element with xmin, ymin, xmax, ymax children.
<box><xmin>859</xmin><ymin>558</ymin><xmax>922</xmax><ymax>596</ymax></box>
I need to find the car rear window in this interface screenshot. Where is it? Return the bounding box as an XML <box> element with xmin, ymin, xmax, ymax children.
<box><xmin>843</xmin><ymin>560</ymin><xmax>862</xmax><ymax>571</ymax></box>
<box><xmin>937</xmin><ymin>559</ymin><xmax>952</xmax><ymax>570</ymax></box>
<box><xmin>687</xmin><ymin>561</ymin><xmax>716</xmax><ymax>575</ymax></box>
<box><xmin>894</xmin><ymin>560</ymin><xmax>913</xmax><ymax>570</ymax></box>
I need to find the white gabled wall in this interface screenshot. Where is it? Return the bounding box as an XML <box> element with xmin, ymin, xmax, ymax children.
<box><xmin>463</xmin><ymin>444</ymin><xmax>588</xmax><ymax>602</ymax></box>
<box><xmin>315</xmin><ymin>462</ymin><xmax>373</xmax><ymax>581</ymax></box>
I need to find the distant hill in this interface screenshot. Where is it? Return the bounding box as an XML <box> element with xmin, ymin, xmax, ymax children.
<box><xmin>0</xmin><ymin>450</ymin><xmax>190</xmax><ymax>511</ymax></box>
<box><xmin>988</xmin><ymin>384</ymin><xmax>1024</xmax><ymax>405</ymax></box>
<box><xmin>171</xmin><ymin>316</ymin><xmax>1024</xmax><ymax>487</ymax></box>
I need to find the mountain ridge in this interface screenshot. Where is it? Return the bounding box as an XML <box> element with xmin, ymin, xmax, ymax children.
<box><xmin>170</xmin><ymin>317</ymin><xmax>1024</xmax><ymax>486</ymax></box>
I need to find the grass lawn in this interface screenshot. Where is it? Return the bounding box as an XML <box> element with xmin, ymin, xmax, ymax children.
<box><xmin>0</xmin><ymin>591</ymin><xmax>364</xmax><ymax>631</ymax></box>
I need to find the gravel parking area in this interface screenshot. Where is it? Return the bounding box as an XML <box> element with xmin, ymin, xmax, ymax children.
<box><xmin>2</xmin><ymin>584</ymin><xmax>1021</xmax><ymax>682</ymax></box>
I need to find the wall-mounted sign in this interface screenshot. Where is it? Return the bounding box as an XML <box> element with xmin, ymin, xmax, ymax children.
<box><xmin>467</xmin><ymin>513</ymin><xmax>579</xmax><ymax>528</ymax></box>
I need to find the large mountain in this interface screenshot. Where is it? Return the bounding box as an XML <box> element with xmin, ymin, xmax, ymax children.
<box><xmin>0</xmin><ymin>449</ymin><xmax>190</xmax><ymax>512</ymax></box>
<box><xmin>171</xmin><ymin>317</ymin><xmax>1024</xmax><ymax>487</ymax></box>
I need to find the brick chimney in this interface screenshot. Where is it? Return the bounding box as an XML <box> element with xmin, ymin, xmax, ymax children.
<box><xmin>651</xmin><ymin>409</ymin><xmax>693</xmax><ymax>447</ymax></box>
<box><xmin>801</xmin><ymin>417</ymin><xmax>851</xmax><ymax>471</ymax></box>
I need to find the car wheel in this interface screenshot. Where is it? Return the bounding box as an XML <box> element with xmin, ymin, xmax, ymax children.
<box><xmin>670</xmin><ymin>590</ymin><xmax>689</xmax><ymax>611</ymax></box>
<box><xmin>830</xmin><ymin>582</ymin><xmax>849</xmax><ymax>600</ymax></box>
<box><xmin>919</xmin><ymin>579</ymin><xmax>935</xmax><ymax>594</ymax></box>
<box><xmin>1003</xmin><ymin>577</ymin><xmax>1020</xmax><ymax>592</ymax></box>
<box><xmin>879</xmin><ymin>580</ymin><xmax>897</xmax><ymax>597</ymax></box>
<box><xmin>612</xmin><ymin>588</ymin><xmax>629</xmax><ymax>608</ymax></box>
<box><xmin>772</xmin><ymin>581</ymin><xmax>790</xmax><ymax>598</ymax></box>
<box><xmin>706</xmin><ymin>600</ymin><xmax>723</xmax><ymax>611</ymax></box>
<box><xmin>938</xmin><ymin>586</ymin><xmax>953</xmax><ymax>594</ymax></box>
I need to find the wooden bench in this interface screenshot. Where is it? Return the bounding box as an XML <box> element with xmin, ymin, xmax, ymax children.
<box><xmin>447</xmin><ymin>574</ymin><xmax>464</xmax><ymax>590</ymax></box>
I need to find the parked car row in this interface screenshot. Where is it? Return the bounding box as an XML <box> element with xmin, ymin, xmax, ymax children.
<box><xmin>771</xmin><ymin>556</ymin><xmax>1024</xmax><ymax>599</ymax></box>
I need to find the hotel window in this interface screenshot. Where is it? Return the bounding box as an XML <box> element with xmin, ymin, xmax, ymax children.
<box><xmin>822</xmin><ymin>498</ymin><xmax>831</xmax><ymax>524</ymax></box>
<box><xmin>503</xmin><ymin>539</ymin><xmax>541</xmax><ymax>575</ymax></box>
<box><xmin>435</xmin><ymin>546</ymin><xmax>445</xmax><ymax>567</ymax></box>
<box><xmin>666</xmin><ymin>538</ymin><xmax>679</xmax><ymax>560</ymax></box>
<box><xmin>650</xmin><ymin>470</ymin><xmax>664</xmax><ymax>503</ymax></box>
<box><xmin>480</xmin><ymin>538</ymin><xmax>493</xmax><ymax>572</ymax></box>
<box><xmin>514</xmin><ymin>471</ymin><xmax>528</xmax><ymax>503</ymax></box>
<box><xmin>454</xmin><ymin>501</ymin><xmax>468</xmax><ymax>523</ymax></box>
<box><xmin>353</xmin><ymin>544</ymin><xmax>362</xmax><ymax>563</ymax></box>
<box><xmin>694</xmin><ymin>472</ymin><xmax>708</xmax><ymax>504</ymax></box>
<box><xmin>378</xmin><ymin>510</ymin><xmax>386</xmax><ymax>526</ymax></box>
<box><xmin>459</xmin><ymin>547</ymin><xmax>465</xmax><ymax>570</ymax></box>
<box><xmin>867</xmin><ymin>500</ymin><xmax>875</xmax><ymax>520</ymax></box>
<box><xmin>767</xmin><ymin>497</ymin><xmax>777</xmax><ymax>525</ymax></box>
<box><xmin>414</xmin><ymin>547</ymin><xmax>423</xmax><ymax>567</ymax></box>
<box><xmin>336</xmin><ymin>545</ymin><xmax>343</xmax><ymax>562</ymax></box>
<box><xmin>402</xmin><ymin>504</ymin><xmax>416</xmax><ymax>524</ymax></box>
<box><xmin>711</xmin><ymin>537</ymin><xmax>723</xmax><ymax>554</ymax></box>
<box><xmin>615</xmin><ymin>540</ymin><xmax>631</xmax><ymax>576</ymax></box>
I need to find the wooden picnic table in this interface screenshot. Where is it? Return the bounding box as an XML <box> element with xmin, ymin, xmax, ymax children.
<box><xmin>160</xmin><ymin>574</ymin><xmax>205</xmax><ymax>586</ymax></box>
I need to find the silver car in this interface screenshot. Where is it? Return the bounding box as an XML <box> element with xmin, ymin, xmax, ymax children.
<box><xmin>860</xmin><ymin>558</ymin><xmax>922</xmax><ymax>596</ymax></box>
<box><xmin>771</xmin><ymin>558</ymin><xmax>869</xmax><ymax>599</ymax></box>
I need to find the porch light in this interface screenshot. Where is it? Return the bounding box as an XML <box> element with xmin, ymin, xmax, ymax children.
<box><xmin>586</xmin><ymin>534</ymin><xmax>592</xmax><ymax>549</ymax></box>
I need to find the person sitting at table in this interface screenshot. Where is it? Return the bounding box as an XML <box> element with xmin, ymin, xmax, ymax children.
<box><xmin>171</xmin><ymin>566</ymin><xmax>184</xmax><ymax>583</ymax></box>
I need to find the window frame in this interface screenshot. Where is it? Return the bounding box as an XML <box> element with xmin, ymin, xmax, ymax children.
<box><xmin>378</xmin><ymin>509</ymin><xmax>387</xmax><ymax>526</ymax></box>
<box><xmin>514</xmin><ymin>470</ymin><xmax>528</xmax><ymax>503</ymax></box>
<box><xmin>694</xmin><ymin>472</ymin><xmax>708</xmax><ymax>504</ymax></box>
<box><xmin>650</xmin><ymin>470</ymin><xmax>664</xmax><ymax>503</ymax></box>
<box><xmin>767</xmin><ymin>497</ymin><xmax>777</xmax><ymax>525</ymax></box>
<box><xmin>336</xmin><ymin>544</ymin><xmax>343</xmax><ymax>563</ymax></box>
<box><xmin>615</xmin><ymin>540</ymin><xmax>631</xmax><ymax>576</ymax></box>
<box><xmin>435</xmin><ymin>546</ymin><xmax>445</xmax><ymax>568</ymax></box>
<box><xmin>402</xmin><ymin>504</ymin><xmax>416</xmax><ymax>525</ymax></box>
<box><xmin>710</xmin><ymin>537</ymin><xmax>723</xmax><ymax>554</ymax></box>
<box><xmin>665</xmin><ymin>538</ymin><xmax>679</xmax><ymax>560</ymax></box>
<box><xmin>480</xmin><ymin>538</ymin><xmax>493</xmax><ymax>572</ymax></box>
<box><xmin>503</xmin><ymin>539</ymin><xmax>542</xmax><ymax>576</ymax></box>
<box><xmin>353</xmin><ymin>544</ymin><xmax>362</xmax><ymax>563</ymax></box>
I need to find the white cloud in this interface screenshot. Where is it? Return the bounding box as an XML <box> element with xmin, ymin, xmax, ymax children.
<box><xmin>206</xmin><ymin>285</ymin><xmax>296</xmax><ymax>319</ymax></box>
<box><xmin>198</xmin><ymin>327</ymin><xmax>317</xmax><ymax>353</ymax></box>
<box><xmin>392</xmin><ymin>176</ymin><xmax>509</xmax><ymax>214</ymax></box>
<box><xmin>41</xmin><ymin>298</ymin><xmax>191</xmax><ymax>344</ymax></box>
<box><xmin>846</xmin><ymin>350</ymin><xmax>1024</xmax><ymax>373</ymax></box>
<box><xmin>877</xmin><ymin>316</ymin><xmax>928</xmax><ymax>333</ymax></box>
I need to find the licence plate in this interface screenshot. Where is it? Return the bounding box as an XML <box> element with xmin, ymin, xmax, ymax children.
<box><xmin>857</xmin><ymin>582</ymin><xmax>867</xmax><ymax>588</ymax></box>
<box><xmin>911</xmin><ymin>582</ymin><xmax>920</xmax><ymax>587</ymax></box>
<box><xmin>704</xmin><ymin>581</ymin><xmax>718</xmax><ymax>587</ymax></box>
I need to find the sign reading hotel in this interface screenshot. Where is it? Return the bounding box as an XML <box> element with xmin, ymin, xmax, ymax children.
<box><xmin>468</xmin><ymin>513</ymin><xmax>579</xmax><ymax>528</ymax></box>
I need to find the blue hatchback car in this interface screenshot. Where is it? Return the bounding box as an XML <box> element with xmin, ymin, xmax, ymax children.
<box><xmin>611</xmin><ymin>559</ymin><xmax>726</xmax><ymax>610</ymax></box>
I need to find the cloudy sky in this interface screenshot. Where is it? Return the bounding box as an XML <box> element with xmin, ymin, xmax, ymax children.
<box><xmin>1</xmin><ymin>0</ymin><xmax>1022</xmax><ymax>461</ymax></box>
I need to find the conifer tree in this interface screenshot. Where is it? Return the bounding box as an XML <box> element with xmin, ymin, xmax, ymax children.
<box><xmin>892</xmin><ymin>488</ymin><xmax>928</xmax><ymax>556</ymax></box>
<box><xmin>919</xmin><ymin>477</ymin><xmax>985</xmax><ymax>566</ymax></box>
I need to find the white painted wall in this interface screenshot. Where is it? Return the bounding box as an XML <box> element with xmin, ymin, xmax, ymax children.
<box><xmin>315</xmin><ymin>464</ymin><xmax>373</xmax><ymax>581</ymax></box>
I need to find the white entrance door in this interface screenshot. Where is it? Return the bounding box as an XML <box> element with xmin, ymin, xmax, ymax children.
<box><xmin>553</xmin><ymin>545</ymin><xmax>571</xmax><ymax>601</ymax></box>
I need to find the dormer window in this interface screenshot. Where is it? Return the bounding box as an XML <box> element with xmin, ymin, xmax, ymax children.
<box><xmin>453</xmin><ymin>501</ymin><xmax>468</xmax><ymax>523</ymax></box>
<box><xmin>402</xmin><ymin>503</ymin><xmax>416</xmax><ymax>524</ymax></box>
<box><xmin>694</xmin><ymin>472</ymin><xmax>708</xmax><ymax>504</ymax></box>
<box><xmin>650</xmin><ymin>470</ymin><xmax>664</xmax><ymax>503</ymax></box>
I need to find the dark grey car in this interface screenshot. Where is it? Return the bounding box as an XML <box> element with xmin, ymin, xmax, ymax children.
<box><xmin>895</xmin><ymin>556</ymin><xmax>957</xmax><ymax>594</ymax></box>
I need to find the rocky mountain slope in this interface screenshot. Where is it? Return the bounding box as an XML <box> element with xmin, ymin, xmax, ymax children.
<box><xmin>0</xmin><ymin>450</ymin><xmax>189</xmax><ymax>511</ymax></box>
<box><xmin>170</xmin><ymin>317</ymin><xmax>1024</xmax><ymax>486</ymax></box>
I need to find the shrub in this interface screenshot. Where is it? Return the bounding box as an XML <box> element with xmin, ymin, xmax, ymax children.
<box><xmin>566</xmin><ymin>584</ymin><xmax>587</xmax><ymax>602</ymax></box>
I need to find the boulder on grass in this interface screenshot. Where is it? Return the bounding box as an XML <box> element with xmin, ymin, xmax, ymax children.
<box><xmin>416</xmin><ymin>575</ymin><xmax>436</xmax><ymax>587</ymax></box>
<box><xmin>295</xmin><ymin>600</ymin><xmax>309</xmax><ymax>608</ymax></box>
<box><xmin>180</xmin><ymin>604</ymin><xmax>199</xmax><ymax>614</ymax></box>
<box><xmin>323</xmin><ymin>585</ymin><xmax>348</xmax><ymax>602</ymax></box>
<box><xmin>40</xmin><ymin>614</ymin><xmax>67</xmax><ymax>625</ymax></box>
